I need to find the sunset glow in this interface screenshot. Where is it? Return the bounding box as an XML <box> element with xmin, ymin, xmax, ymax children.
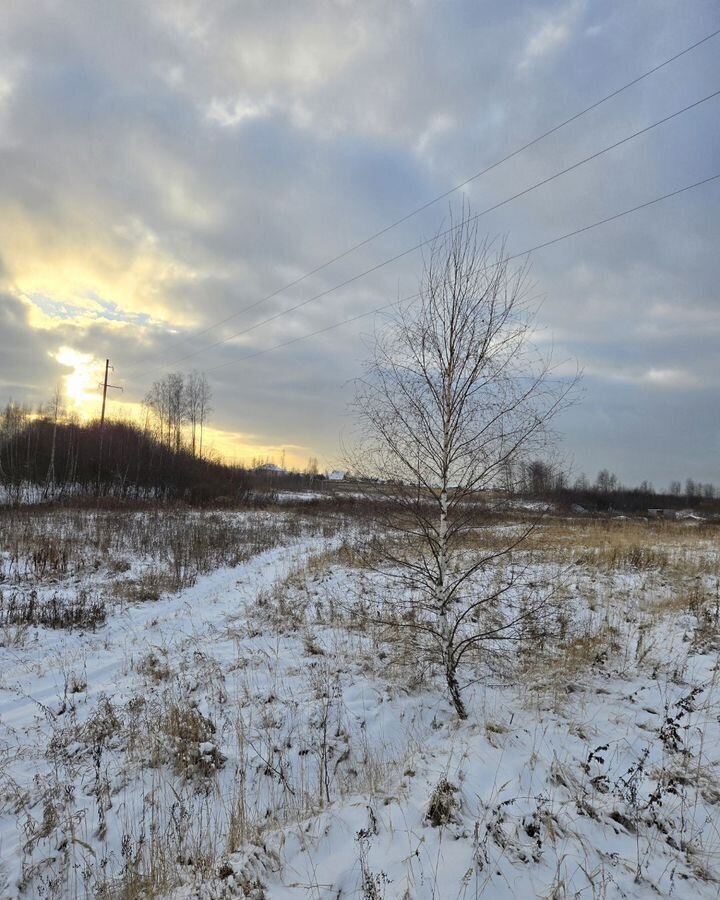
<box><xmin>52</xmin><ymin>347</ymin><xmax>104</xmax><ymax>420</ymax></box>
<box><xmin>46</xmin><ymin>345</ymin><xmax>312</xmax><ymax>467</ymax></box>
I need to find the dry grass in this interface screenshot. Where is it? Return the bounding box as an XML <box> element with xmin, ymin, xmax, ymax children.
<box><xmin>136</xmin><ymin>650</ymin><xmax>173</xmax><ymax>683</ymax></box>
<box><xmin>531</xmin><ymin>517</ymin><xmax>720</xmax><ymax>575</ymax></box>
<box><xmin>0</xmin><ymin>587</ymin><xmax>106</xmax><ymax>630</ymax></box>
<box><xmin>500</xmin><ymin>517</ymin><xmax>720</xmax><ymax>703</ymax></box>
<box><xmin>0</xmin><ymin>507</ymin><xmax>331</xmax><ymax>593</ymax></box>
<box><xmin>159</xmin><ymin>701</ymin><xmax>226</xmax><ymax>781</ymax></box>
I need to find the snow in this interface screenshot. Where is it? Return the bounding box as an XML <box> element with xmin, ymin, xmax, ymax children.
<box><xmin>0</xmin><ymin>481</ymin><xmax>85</xmax><ymax>506</ymax></box>
<box><xmin>275</xmin><ymin>490</ymin><xmax>329</xmax><ymax>503</ymax></box>
<box><xmin>1</xmin><ymin>510</ymin><xmax>719</xmax><ymax>898</ymax></box>
<box><xmin>503</xmin><ymin>498</ymin><xmax>556</xmax><ymax>512</ymax></box>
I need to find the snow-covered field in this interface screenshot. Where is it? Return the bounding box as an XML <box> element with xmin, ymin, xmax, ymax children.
<box><xmin>1</xmin><ymin>509</ymin><xmax>719</xmax><ymax>898</ymax></box>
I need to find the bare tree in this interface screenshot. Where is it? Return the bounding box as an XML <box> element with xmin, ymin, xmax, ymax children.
<box><xmin>525</xmin><ymin>459</ymin><xmax>554</xmax><ymax>496</ymax></box>
<box><xmin>166</xmin><ymin>373</ymin><xmax>187</xmax><ymax>453</ymax></box>
<box><xmin>43</xmin><ymin>384</ymin><xmax>65</xmax><ymax>497</ymax></box>
<box><xmin>186</xmin><ymin>370</ymin><xmax>212</xmax><ymax>457</ymax></box>
<box><xmin>196</xmin><ymin>372</ymin><xmax>212</xmax><ymax>459</ymax></box>
<box><xmin>0</xmin><ymin>400</ymin><xmax>31</xmax><ymax>487</ymax></box>
<box><xmin>350</xmin><ymin>214</ymin><xmax>576</xmax><ymax>719</ymax></box>
<box><xmin>144</xmin><ymin>371</ymin><xmax>212</xmax><ymax>457</ymax></box>
<box><xmin>144</xmin><ymin>379</ymin><xmax>171</xmax><ymax>447</ymax></box>
<box><xmin>595</xmin><ymin>469</ymin><xmax>618</xmax><ymax>493</ymax></box>
<box><xmin>187</xmin><ymin>371</ymin><xmax>200</xmax><ymax>456</ymax></box>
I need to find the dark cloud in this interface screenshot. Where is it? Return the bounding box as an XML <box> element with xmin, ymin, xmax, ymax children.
<box><xmin>0</xmin><ymin>0</ymin><xmax>718</xmax><ymax>481</ymax></box>
<box><xmin>0</xmin><ymin>294</ymin><xmax>67</xmax><ymax>398</ymax></box>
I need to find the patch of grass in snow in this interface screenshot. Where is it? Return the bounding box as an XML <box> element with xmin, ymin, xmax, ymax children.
<box><xmin>0</xmin><ymin>507</ymin><xmax>323</xmax><ymax>594</ymax></box>
<box><xmin>426</xmin><ymin>778</ymin><xmax>461</xmax><ymax>826</ymax></box>
<box><xmin>534</xmin><ymin>516</ymin><xmax>720</xmax><ymax>576</ymax></box>
<box><xmin>0</xmin><ymin>586</ymin><xmax>106</xmax><ymax>630</ymax></box>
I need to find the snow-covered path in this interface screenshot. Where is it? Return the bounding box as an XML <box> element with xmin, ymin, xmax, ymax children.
<box><xmin>0</xmin><ymin>531</ymin><xmax>340</xmax><ymax>895</ymax></box>
<box><xmin>0</xmin><ymin>532</ymin><xmax>333</xmax><ymax>715</ymax></box>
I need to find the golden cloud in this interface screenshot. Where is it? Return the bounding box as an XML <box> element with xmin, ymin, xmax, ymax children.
<box><xmin>1</xmin><ymin>206</ymin><xmax>202</xmax><ymax>332</ymax></box>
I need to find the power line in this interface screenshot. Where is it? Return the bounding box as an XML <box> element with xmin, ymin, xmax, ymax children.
<box><xmin>203</xmin><ymin>171</ymin><xmax>720</xmax><ymax>373</ymax></box>
<box><xmin>154</xmin><ymin>24</ymin><xmax>720</xmax><ymax>362</ymax></box>
<box><xmin>168</xmin><ymin>88</ymin><xmax>720</xmax><ymax>366</ymax></box>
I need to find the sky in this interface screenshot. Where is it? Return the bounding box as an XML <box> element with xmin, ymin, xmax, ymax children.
<box><xmin>0</xmin><ymin>0</ymin><xmax>718</xmax><ymax>486</ymax></box>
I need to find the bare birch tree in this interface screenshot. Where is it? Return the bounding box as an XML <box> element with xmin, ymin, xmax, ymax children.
<box><xmin>350</xmin><ymin>214</ymin><xmax>576</xmax><ymax>719</ymax></box>
<box><xmin>144</xmin><ymin>379</ymin><xmax>171</xmax><ymax>447</ymax></box>
<box><xmin>43</xmin><ymin>384</ymin><xmax>65</xmax><ymax>497</ymax></box>
<box><xmin>144</xmin><ymin>371</ymin><xmax>212</xmax><ymax>457</ymax></box>
<box><xmin>195</xmin><ymin>372</ymin><xmax>212</xmax><ymax>459</ymax></box>
<box><xmin>187</xmin><ymin>370</ymin><xmax>203</xmax><ymax>457</ymax></box>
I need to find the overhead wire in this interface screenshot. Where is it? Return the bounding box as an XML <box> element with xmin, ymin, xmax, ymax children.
<box><xmin>167</xmin><ymin>88</ymin><xmax>720</xmax><ymax>366</ymax></box>
<box><xmin>202</xmin><ymin>171</ymin><xmax>720</xmax><ymax>372</ymax></box>
<box><xmin>147</xmin><ymin>25</ymin><xmax>720</xmax><ymax>367</ymax></box>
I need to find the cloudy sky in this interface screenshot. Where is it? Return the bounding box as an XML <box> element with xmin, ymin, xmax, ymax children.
<box><xmin>0</xmin><ymin>0</ymin><xmax>718</xmax><ymax>485</ymax></box>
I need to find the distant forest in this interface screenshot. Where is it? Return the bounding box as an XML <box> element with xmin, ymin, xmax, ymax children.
<box><xmin>0</xmin><ymin>372</ymin><xmax>318</xmax><ymax>504</ymax></box>
<box><xmin>515</xmin><ymin>459</ymin><xmax>720</xmax><ymax>515</ymax></box>
<box><xmin>0</xmin><ymin>386</ymin><xmax>717</xmax><ymax>513</ymax></box>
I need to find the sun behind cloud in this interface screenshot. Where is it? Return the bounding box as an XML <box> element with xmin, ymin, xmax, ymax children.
<box><xmin>47</xmin><ymin>349</ymin><xmax>314</xmax><ymax>468</ymax></box>
<box><xmin>52</xmin><ymin>346</ymin><xmax>105</xmax><ymax>419</ymax></box>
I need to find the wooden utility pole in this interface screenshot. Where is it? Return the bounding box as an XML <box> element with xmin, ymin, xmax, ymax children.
<box><xmin>100</xmin><ymin>359</ymin><xmax>110</xmax><ymax>427</ymax></box>
<box><xmin>97</xmin><ymin>360</ymin><xmax>123</xmax><ymax>493</ymax></box>
<box><xmin>98</xmin><ymin>360</ymin><xmax>123</xmax><ymax>426</ymax></box>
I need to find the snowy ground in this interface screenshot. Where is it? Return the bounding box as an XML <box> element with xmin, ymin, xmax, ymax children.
<box><xmin>0</xmin><ymin>510</ymin><xmax>719</xmax><ymax>899</ymax></box>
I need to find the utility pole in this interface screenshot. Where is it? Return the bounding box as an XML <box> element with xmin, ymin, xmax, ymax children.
<box><xmin>98</xmin><ymin>360</ymin><xmax>123</xmax><ymax>426</ymax></box>
<box><xmin>100</xmin><ymin>359</ymin><xmax>110</xmax><ymax>427</ymax></box>
<box><xmin>97</xmin><ymin>359</ymin><xmax>123</xmax><ymax>494</ymax></box>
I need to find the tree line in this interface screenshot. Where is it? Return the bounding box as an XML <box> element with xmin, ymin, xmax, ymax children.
<box><xmin>0</xmin><ymin>371</ymin><xmax>336</xmax><ymax>504</ymax></box>
<box><xmin>0</xmin><ymin>371</ymin><xmax>248</xmax><ymax>503</ymax></box>
<box><xmin>516</xmin><ymin>460</ymin><xmax>718</xmax><ymax>512</ymax></box>
<box><xmin>0</xmin><ymin>412</ymin><xmax>252</xmax><ymax>505</ymax></box>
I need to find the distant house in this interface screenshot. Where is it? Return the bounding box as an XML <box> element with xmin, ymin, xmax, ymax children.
<box><xmin>257</xmin><ymin>463</ymin><xmax>286</xmax><ymax>476</ymax></box>
<box><xmin>327</xmin><ymin>470</ymin><xmax>346</xmax><ymax>482</ymax></box>
<box><xmin>648</xmin><ymin>508</ymin><xmax>678</xmax><ymax>520</ymax></box>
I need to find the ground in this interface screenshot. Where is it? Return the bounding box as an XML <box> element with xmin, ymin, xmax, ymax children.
<box><xmin>0</xmin><ymin>505</ymin><xmax>719</xmax><ymax>899</ymax></box>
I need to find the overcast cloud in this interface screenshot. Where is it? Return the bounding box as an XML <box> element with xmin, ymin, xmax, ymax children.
<box><xmin>0</xmin><ymin>0</ymin><xmax>718</xmax><ymax>484</ymax></box>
